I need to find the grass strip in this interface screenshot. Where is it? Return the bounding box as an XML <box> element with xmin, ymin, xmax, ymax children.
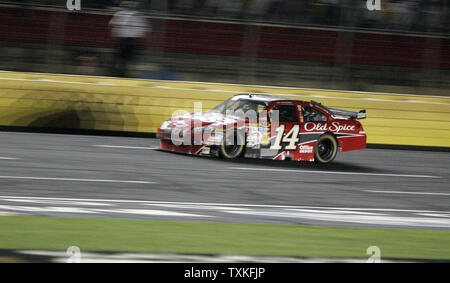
<box><xmin>0</xmin><ymin>216</ymin><xmax>448</xmax><ymax>260</ymax></box>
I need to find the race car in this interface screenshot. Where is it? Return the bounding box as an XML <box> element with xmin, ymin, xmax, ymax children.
<box><xmin>157</xmin><ymin>94</ymin><xmax>367</xmax><ymax>163</ymax></box>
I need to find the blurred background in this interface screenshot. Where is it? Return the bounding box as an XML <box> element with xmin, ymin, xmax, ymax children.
<box><xmin>0</xmin><ymin>0</ymin><xmax>449</xmax><ymax>95</ymax></box>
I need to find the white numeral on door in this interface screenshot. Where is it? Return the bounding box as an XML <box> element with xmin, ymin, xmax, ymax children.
<box><xmin>270</xmin><ymin>125</ymin><xmax>300</xmax><ymax>150</ymax></box>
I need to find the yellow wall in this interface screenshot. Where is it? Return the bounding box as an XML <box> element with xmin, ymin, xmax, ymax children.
<box><xmin>0</xmin><ymin>71</ymin><xmax>449</xmax><ymax>147</ymax></box>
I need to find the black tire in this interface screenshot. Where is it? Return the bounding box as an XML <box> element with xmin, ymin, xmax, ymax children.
<box><xmin>314</xmin><ymin>134</ymin><xmax>338</xmax><ymax>164</ymax></box>
<box><xmin>219</xmin><ymin>129</ymin><xmax>245</xmax><ymax>159</ymax></box>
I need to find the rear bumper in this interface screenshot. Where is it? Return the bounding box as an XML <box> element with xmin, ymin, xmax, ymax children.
<box><xmin>337</xmin><ymin>134</ymin><xmax>367</xmax><ymax>152</ymax></box>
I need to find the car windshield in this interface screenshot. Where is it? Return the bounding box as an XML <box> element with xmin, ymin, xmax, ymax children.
<box><xmin>209</xmin><ymin>98</ymin><xmax>268</xmax><ymax>115</ymax></box>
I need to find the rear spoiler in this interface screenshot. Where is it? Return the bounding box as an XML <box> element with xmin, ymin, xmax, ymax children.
<box><xmin>329</xmin><ymin>108</ymin><xmax>367</xmax><ymax>119</ymax></box>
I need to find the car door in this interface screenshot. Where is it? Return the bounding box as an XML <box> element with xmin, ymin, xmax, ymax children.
<box><xmin>268</xmin><ymin>103</ymin><xmax>301</xmax><ymax>154</ymax></box>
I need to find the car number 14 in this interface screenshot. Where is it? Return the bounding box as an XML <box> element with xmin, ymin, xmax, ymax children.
<box><xmin>270</xmin><ymin>124</ymin><xmax>300</xmax><ymax>151</ymax></box>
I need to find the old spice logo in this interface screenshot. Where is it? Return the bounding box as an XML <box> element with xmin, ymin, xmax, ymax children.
<box><xmin>304</xmin><ymin>122</ymin><xmax>355</xmax><ymax>132</ymax></box>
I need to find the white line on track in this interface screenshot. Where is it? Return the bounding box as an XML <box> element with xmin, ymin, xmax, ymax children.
<box><xmin>94</xmin><ymin>145</ymin><xmax>157</xmax><ymax>150</ymax></box>
<box><xmin>0</xmin><ymin>176</ymin><xmax>154</xmax><ymax>184</ymax></box>
<box><xmin>0</xmin><ymin>195</ymin><xmax>448</xmax><ymax>214</ymax></box>
<box><xmin>229</xmin><ymin>167</ymin><xmax>441</xmax><ymax>179</ymax></box>
<box><xmin>0</xmin><ymin>157</ymin><xmax>19</xmax><ymax>160</ymax></box>
<box><xmin>365</xmin><ymin>190</ymin><xmax>450</xmax><ymax>196</ymax></box>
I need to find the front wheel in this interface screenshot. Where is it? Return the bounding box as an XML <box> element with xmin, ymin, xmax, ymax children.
<box><xmin>219</xmin><ymin>130</ymin><xmax>245</xmax><ymax>159</ymax></box>
<box><xmin>314</xmin><ymin>134</ymin><xmax>338</xmax><ymax>164</ymax></box>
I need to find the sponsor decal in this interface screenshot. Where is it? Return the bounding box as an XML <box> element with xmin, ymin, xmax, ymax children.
<box><xmin>304</xmin><ymin>122</ymin><xmax>355</xmax><ymax>132</ymax></box>
<box><xmin>299</xmin><ymin>145</ymin><xmax>314</xmax><ymax>154</ymax></box>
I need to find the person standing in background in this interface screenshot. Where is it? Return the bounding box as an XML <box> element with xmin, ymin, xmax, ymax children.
<box><xmin>109</xmin><ymin>1</ymin><xmax>150</xmax><ymax>77</ymax></box>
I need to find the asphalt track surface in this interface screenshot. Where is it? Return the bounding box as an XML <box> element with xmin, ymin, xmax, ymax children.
<box><xmin>0</xmin><ymin>131</ymin><xmax>448</xmax><ymax>230</ymax></box>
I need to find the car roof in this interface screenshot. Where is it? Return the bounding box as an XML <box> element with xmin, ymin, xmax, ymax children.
<box><xmin>233</xmin><ymin>94</ymin><xmax>330</xmax><ymax>112</ymax></box>
<box><xmin>232</xmin><ymin>93</ymin><xmax>297</xmax><ymax>103</ymax></box>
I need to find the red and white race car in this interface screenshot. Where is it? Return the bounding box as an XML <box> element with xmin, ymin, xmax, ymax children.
<box><xmin>157</xmin><ymin>94</ymin><xmax>367</xmax><ymax>163</ymax></box>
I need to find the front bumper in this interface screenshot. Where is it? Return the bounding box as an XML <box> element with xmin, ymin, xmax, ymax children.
<box><xmin>157</xmin><ymin>127</ymin><xmax>223</xmax><ymax>146</ymax></box>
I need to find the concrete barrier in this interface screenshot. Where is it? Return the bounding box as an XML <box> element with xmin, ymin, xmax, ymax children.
<box><xmin>0</xmin><ymin>71</ymin><xmax>449</xmax><ymax>148</ymax></box>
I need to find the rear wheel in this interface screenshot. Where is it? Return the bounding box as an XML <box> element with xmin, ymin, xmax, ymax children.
<box><xmin>219</xmin><ymin>130</ymin><xmax>245</xmax><ymax>159</ymax></box>
<box><xmin>314</xmin><ymin>134</ymin><xmax>338</xmax><ymax>164</ymax></box>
